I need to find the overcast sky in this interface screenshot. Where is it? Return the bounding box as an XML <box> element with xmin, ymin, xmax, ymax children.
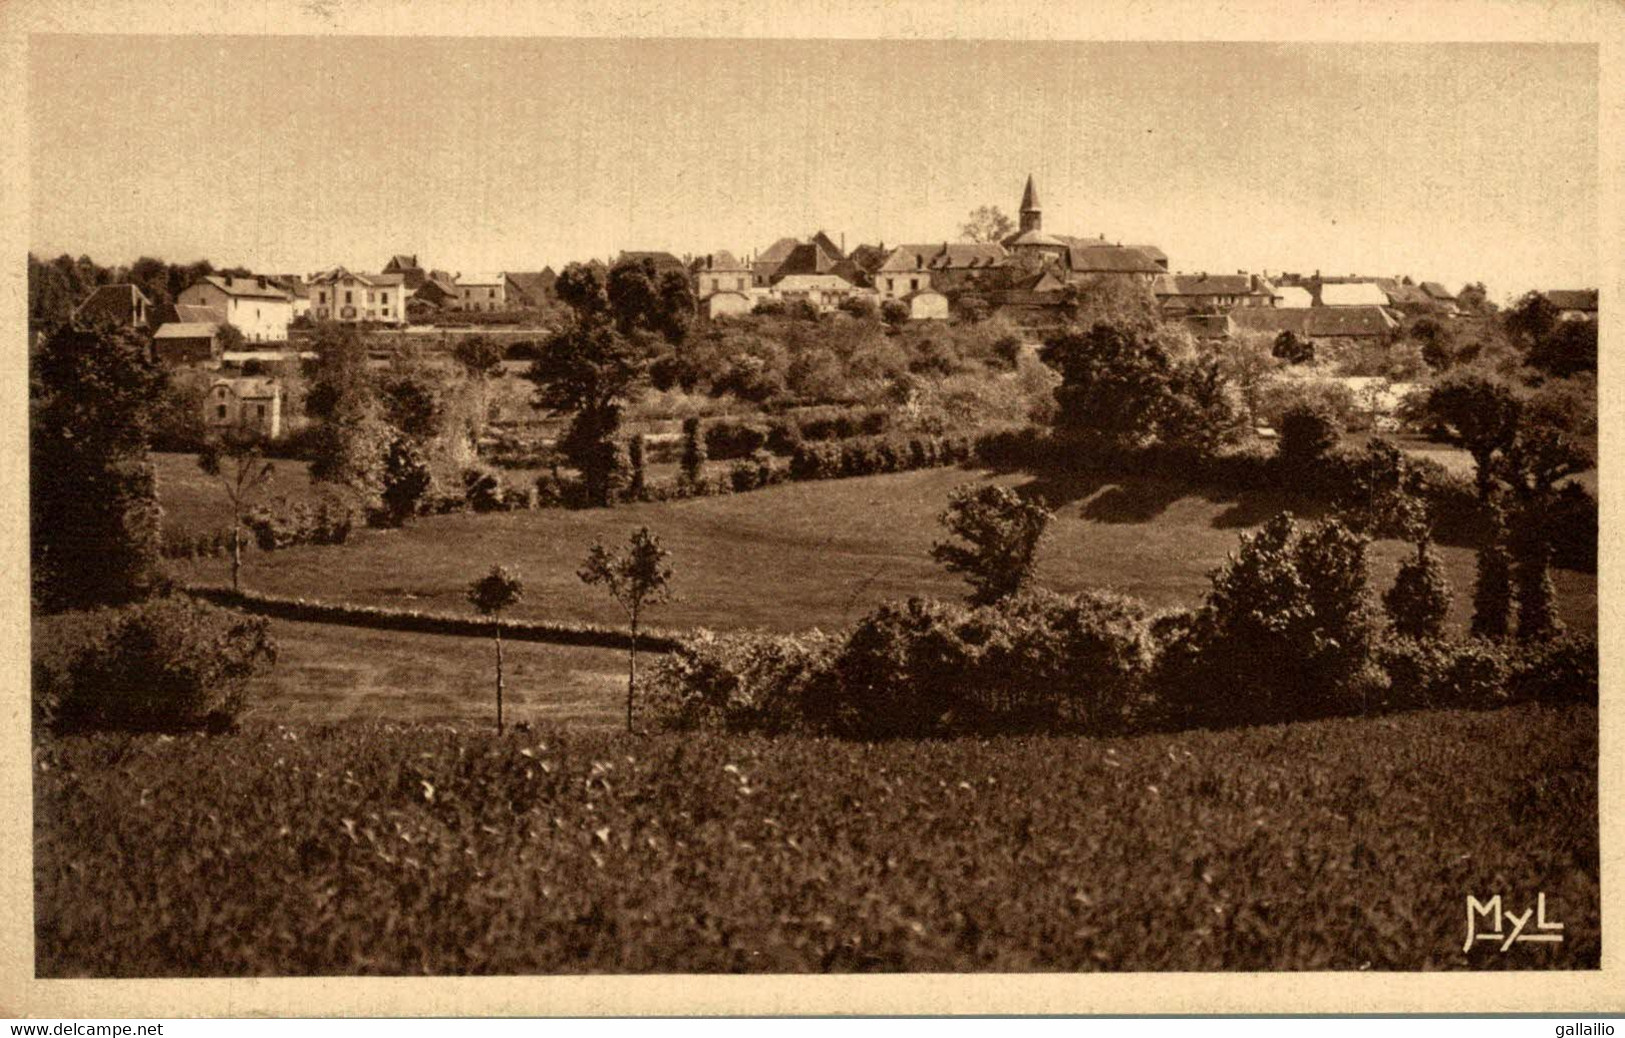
<box><xmin>28</xmin><ymin>36</ymin><xmax>1597</xmax><ymax>301</ymax></box>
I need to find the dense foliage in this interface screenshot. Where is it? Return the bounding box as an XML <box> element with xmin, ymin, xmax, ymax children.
<box><xmin>930</xmin><ymin>483</ymin><xmax>1053</xmax><ymax>604</ymax></box>
<box><xmin>34</xmin><ymin>704</ymin><xmax>1598</xmax><ymax>974</ymax></box>
<box><xmin>31</xmin><ymin>324</ymin><xmax>168</xmax><ymax>610</ymax></box>
<box><xmin>33</xmin><ymin>595</ymin><xmax>277</xmax><ymax>733</ymax></box>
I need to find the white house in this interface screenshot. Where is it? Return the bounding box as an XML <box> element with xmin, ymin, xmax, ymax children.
<box><xmin>307</xmin><ymin>268</ymin><xmax>408</xmax><ymax>326</ymax></box>
<box><xmin>773</xmin><ymin>273</ymin><xmax>860</xmax><ymax>312</ymax></box>
<box><xmin>205</xmin><ymin>377</ymin><xmax>283</xmax><ymax>440</ymax></box>
<box><xmin>176</xmin><ymin>275</ymin><xmax>293</xmax><ymax>342</ymax></box>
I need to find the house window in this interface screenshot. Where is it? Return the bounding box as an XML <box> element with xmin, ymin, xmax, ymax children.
<box><xmin>736</xmin><ymin>278</ymin><xmax>744</xmax><ymax>290</ymax></box>
<box><xmin>382</xmin><ymin>292</ymin><xmax>388</xmax><ymax>305</ymax></box>
<box><xmin>257</xmin><ymin>404</ymin><xmax>266</xmax><ymax>419</ymax></box>
<box><xmin>216</xmin><ymin>405</ymin><xmax>227</xmax><ymax>419</ymax></box>
<box><xmin>886</xmin><ymin>278</ymin><xmax>894</xmax><ymax>292</ymax></box>
<box><xmin>488</xmin><ymin>289</ymin><xmax>496</xmax><ymax>300</ymax></box>
<box><xmin>319</xmin><ymin>291</ymin><xmax>326</xmax><ymax>304</ymax></box>
<box><xmin>345</xmin><ymin>291</ymin><xmax>353</xmax><ymax>304</ymax></box>
<box><xmin>910</xmin><ymin>278</ymin><xmax>919</xmax><ymax>292</ymax></box>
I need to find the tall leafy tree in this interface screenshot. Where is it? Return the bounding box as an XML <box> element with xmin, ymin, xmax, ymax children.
<box><xmin>931</xmin><ymin>483</ymin><xmax>1053</xmax><ymax>605</ymax></box>
<box><xmin>528</xmin><ymin>266</ymin><xmax>648</xmax><ymax>506</ymax></box>
<box><xmin>960</xmin><ymin>205</ymin><xmax>1014</xmax><ymax>244</ymax></box>
<box><xmin>31</xmin><ymin>324</ymin><xmax>167</xmax><ymax>610</ymax></box>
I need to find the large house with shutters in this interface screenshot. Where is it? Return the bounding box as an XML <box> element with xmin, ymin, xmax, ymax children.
<box><xmin>307</xmin><ymin>268</ymin><xmax>408</xmax><ymax>325</ymax></box>
<box><xmin>176</xmin><ymin>274</ymin><xmax>293</xmax><ymax>342</ymax></box>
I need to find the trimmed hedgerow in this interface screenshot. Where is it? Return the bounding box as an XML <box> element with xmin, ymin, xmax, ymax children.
<box><xmin>179</xmin><ymin>584</ymin><xmax>682</xmax><ymax>654</ymax></box>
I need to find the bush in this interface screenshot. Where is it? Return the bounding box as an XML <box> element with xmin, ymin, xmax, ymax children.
<box><xmin>1276</xmin><ymin>401</ymin><xmax>1342</xmax><ymax>479</ymax></box>
<box><xmin>825</xmin><ymin>590</ymin><xmax>1156</xmax><ymax>738</ymax></box>
<box><xmin>645</xmin><ymin>629</ymin><xmax>842</xmax><ymax>734</ymax></box>
<box><xmin>880</xmin><ymin>299</ymin><xmax>911</xmax><ymax>326</ymax></box>
<box><xmin>1383</xmin><ymin>540</ymin><xmax>1452</xmax><ymax>640</ymax></box>
<box><xmin>34</xmin><ymin>595</ymin><xmax>277</xmax><ymax>733</ymax></box>
<box><xmin>462</xmin><ymin>466</ymin><xmax>508</xmax><ymax>513</ymax></box>
<box><xmin>679</xmin><ymin>416</ymin><xmax>706</xmax><ymax>487</ymax></box>
<box><xmin>1506</xmin><ymin>634</ymin><xmax>1598</xmax><ymax>706</ymax></box>
<box><xmin>705</xmin><ymin>419</ymin><xmax>771</xmax><ymax>460</ymax></box>
<box><xmin>1156</xmin><ymin>514</ymin><xmax>1377</xmax><ymax>729</ymax></box>
<box><xmin>1375</xmin><ymin>636</ymin><xmax>1508</xmax><ymax>712</ymax></box>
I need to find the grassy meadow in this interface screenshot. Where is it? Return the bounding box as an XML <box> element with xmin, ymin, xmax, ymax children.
<box><xmin>169</xmin><ymin>465</ymin><xmax>1597</xmax><ymax>638</ymax></box>
<box><xmin>35</xmin><ymin>702</ymin><xmax>1599</xmax><ymax>975</ymax></box>
<box><xmin>238</xmin><ymin>621</ymin><xmax>631</xmax><ymax>729</ymax></box>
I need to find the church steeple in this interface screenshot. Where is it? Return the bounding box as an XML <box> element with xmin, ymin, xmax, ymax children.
<box><xmin>1019</xmin><ymin>174</ymin><xmax>1041</xmax><ymax>233</ymax></box>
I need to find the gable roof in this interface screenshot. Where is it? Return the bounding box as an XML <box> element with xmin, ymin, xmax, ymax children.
<box><xmin>1272</xmin><ymin>285</ymin><xmax>1314</xmax><ymax>308</ymax></box>
<box><xmin>809</xmin><ymin>231</ymin><xmax>846</xmax><ymax>261</ymax></box>
<box><xmin>153</xmin><ymin>321</ymin><xmax>218</xmax><ymax>340</ymax></box>
<box><xmin>930</xmin><ymin>243</ymin><xmax>1008</xmax><ymax>270</ymax></box>
<box><xmin>1004</xmin><ymin>228</ymin><xmax>1066</xmax><ymax>249</ymax></box>
<box><xmin>384</xmin><ymin>254</ymin><xmax>421</xmax><ymax>272</ymax></box>
<box><xmin>73</xmin><ymin>283</ymin><xmax>153</xmax><ymax>324</ymax></box>
<box><xmin>1125</xmin><ymin>244</ymin><xmax>1168</xmax><ymax>265</ymax></box>
<box><xmin>195</xmin><ymin>274</ymin><xmax>292</xmax><ymax>300</ymax></box>
<box><xmin>772</xmin><ymin>241</ymin><xmax>844</xmax><ymax>280</ymax></box>
<box><xmin>1067</xmin><ymin>243</ymin><xmax>1164</xmax><ymax>274</ymax></box>
<box><xmin>756</xmin><ymin>237</ymin><xmax>801</xmax><ymax>265</ymax></box>
<box><xmin>1230</xmin><ymin>305</ymin><xmax>1398</xmax><ymax>339</ymax></box>
<box><xmin>692</xmin><ymin>250</ymin><xmax>748</xmax><ymax>273</ymax></box>
<box><xmin>848</xmin><ymin>243</ymin><xmax>891</xmax><ymax>274</ymax></box>
<box><xmin>458</xmin><ymin>272</ymin><xmax>506</xmax><ymax>287</ymax></box>
<box><xmin>877</xmin><ymin>245</ymin><xmax>939</xmax><ymax>274</ymax></box>
<box><xmin>1543</xmin><ymin>289</ymin><xmax>1597</xmax><ymax>312</ymax></box>
<box><xmin>1153</xmin><ymin>274</ymin><xmax>1266</xmax><ymax>297</ymax></box>
<box><xmin>1319</xmin><ymin>282</ymin><xmax>1390</xmax><ymax>307</ymax></box>
<box><xmin>504</xmin><ymin>270</ymin><xmax>557</xmax><ymax>306</ymax></box>
<box><xmin>1419</xmin><ymin>281</ymin><xmax>1456</xmax><ymax>301</ymax></box>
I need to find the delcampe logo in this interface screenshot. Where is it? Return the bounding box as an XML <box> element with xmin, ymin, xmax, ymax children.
<box><xmin>1464</xmin><ymin>893</ymin><xmax>1563</xmax><ymax>952</ymax></box>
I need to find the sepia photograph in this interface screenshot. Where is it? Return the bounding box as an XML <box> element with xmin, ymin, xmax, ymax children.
<box><xmin>6</xmin><ymin>2</ymin><xmax>1620</xmax><ymax>1018</ymax></box>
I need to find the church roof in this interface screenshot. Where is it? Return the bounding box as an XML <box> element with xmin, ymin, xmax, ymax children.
<box><xmin>1005</xmin><ymin>228</ymin><xmax>1066</xmax><ymax>248</ymax></box>
<box><xmin>1020</xmin><ymin>174</ymin><xmax>1040</xmax><ymax>212</ymax></box>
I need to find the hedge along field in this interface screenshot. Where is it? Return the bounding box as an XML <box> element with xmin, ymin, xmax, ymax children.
<box><xmin>235</xmin><ymin>621</ymin><xmax>631</xmax><ymax>729</ymax></box>
<box><xmin>170</xmin><ymin>466</ymin><xmax>1597</xmax><ymax>638</ymax></box>
<box><xmin>34</xmin><ymin>702</ymin><xmax>1598</xmax><ymax>975</ymax></box>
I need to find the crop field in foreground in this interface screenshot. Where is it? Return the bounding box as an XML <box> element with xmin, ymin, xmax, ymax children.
<box><xmin>34</xmin><ymin>703</ymin><xmax>1597</xmax><ymax>975</ymax></box>
<box><xmin>170</xmin><ymin>467</ymin><xmax>1597</xmax><ymax>638</ymax></box>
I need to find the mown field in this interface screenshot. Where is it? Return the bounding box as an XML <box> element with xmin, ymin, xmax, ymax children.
<box><xmin>237</xmin><ymin>621</ymin><xmax>629</xmax><ymax>729</ymax></box>
<box><xmin>34</xmin><ymin>702</ymin><xmax>1598</xmax><ymax>975</ymax></box>
<box><xmin>169</xmin><ymin>465</ymin><xmax>1597</xmax><ymax>638</ymax></box>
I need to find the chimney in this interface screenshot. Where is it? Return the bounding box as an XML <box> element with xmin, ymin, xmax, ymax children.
<box><xmin>224</xmin><ymin>275</ymin><xmax>232</xmax><ymax>287</ymax></box>
<box><xmin>841</xmin><ymin>232</ymin><xmax>846</xmax><ymax>253</ymax></box>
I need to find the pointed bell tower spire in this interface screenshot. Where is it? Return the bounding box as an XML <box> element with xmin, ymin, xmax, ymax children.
<box><xmin>1019</xmin><ymin>174</ymin><xmax>1041</xmax><ymax>233</ymax></box>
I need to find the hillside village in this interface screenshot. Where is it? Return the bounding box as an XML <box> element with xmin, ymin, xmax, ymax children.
<box><xmin>35</xmin><ymin>174</ymin><xmax>1599</xmax><ymax>445</ymax></box>
<box><xmin>28</xmin><ymin>34</ymin><xmax>1605</xmax><ymax>985</ymax></box>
